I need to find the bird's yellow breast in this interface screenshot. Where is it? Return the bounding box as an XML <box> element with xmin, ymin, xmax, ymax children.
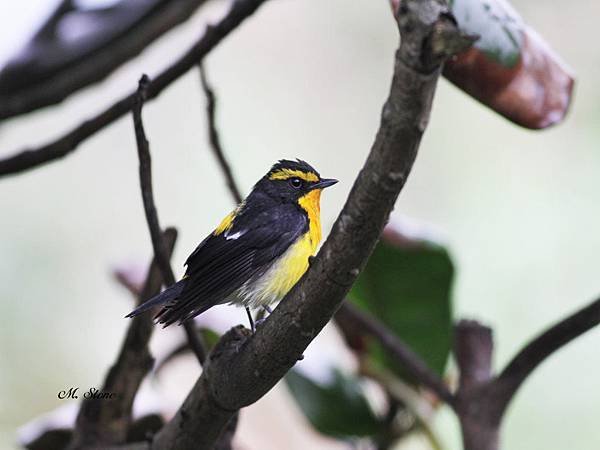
<box><xmin>257</xmin><ymin>189</ymin><xmax>323</xmax><ymax>303</ymax></box>
<box><xmin>232</xmin><ymin>189</ymin><xmax>323</xmax><ymax>307</ymax></box>
<box><xmin>262</xmin><ymin>232</ymin><xmax>315</xmax><ymax>302</ymax></box>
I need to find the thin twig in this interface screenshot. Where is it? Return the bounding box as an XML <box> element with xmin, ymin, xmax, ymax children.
<box><xmin>494</xmin><ymin>296</ymin><xmax>600</xmax><ymax>417</ymax></box>
<box><xmin>0</xmin><ymin>0</ymin><xmax>270</xmax><ymax>178</ymax></box>
<box><xmin>68</xmin><ymin>228</ymin><xmax>177</xmax><ymax>448</ymax></box>
<box><xmin>336</xmin><ymin>302</ymin><xmax>455</xmax><ymax>407</ymax></box>
<box><xmin>199</xmin><ymin>64</ymin><xmax>243</xmax><ymax>203</ymax></box>
<box><xmin>113</xmin><ymin>268</ymin><xmax>144</xmax><ymax>297</ymax></box>
<box><xmin>132</xmin><ymin>76</ymin><xmax>206</xmax><ymax>365</ymax></box>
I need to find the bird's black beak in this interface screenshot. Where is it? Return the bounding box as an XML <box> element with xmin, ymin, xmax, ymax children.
<box><xmin>313</xmin><ymin>178</ymin><xmax>338</xmax><ymax>189</ymax></box>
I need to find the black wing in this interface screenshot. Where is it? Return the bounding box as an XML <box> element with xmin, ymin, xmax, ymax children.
<box><xmin>155</xmin><ymin>203</ymin><xmax>307</xmax><ymax>326</ymax></box>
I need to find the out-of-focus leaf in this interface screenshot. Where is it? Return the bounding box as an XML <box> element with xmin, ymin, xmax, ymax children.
<box><xmin>390</xmin><ymin>0</ymin><xmax>575</xmax><ymax>129</ymax></box>
<box><xmin>348</xmin><ymin>221</ymin><xmax>454</xmax><ymax>378</ymax></box>
<box><xmin>199</xmin><ymin>327</ymin><xmax>221</xmax><ymax>349</ymax></box>
<box><xmin>285</xmin><ymin>369</ymin><xmax>382</xmax><ymax>438</ymax></box>
<box><xmin>449</xmin><ymin>0</ymin><xmax>522</xmax><ymax>67</ymax></box>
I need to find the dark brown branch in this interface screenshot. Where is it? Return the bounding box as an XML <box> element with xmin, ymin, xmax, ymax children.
<box><xmin>0</xmin><ymin>0</ymin><xmax>209</xmax><ymax>119</ymax></box>
<box><xmin>132</xmin><ymin>76</ymin><xmax>206</xmax><ymax>365</ymax></box>
<box><xmin>147</xmin><ymin>3</ymin><xmax>472</xmax><ymax>449</ymax></box>
<box><xmin>68</xmin><ymin>228</ymin><xmax>177</xmax><ymax>449</ymax></box>
<box><xmin>0</xmin><ymin>0</ymin><xmax>270</xmax><ymax>178</ymax></box>
<box><xmin>336</xmin><ymin>302</ymin><xmax>455</xmax><ymax>407</ymax></box>
<box><xmin>454</xmin><ymin>320</ymin><xmax>494</xmax><ymax>393</ymax></box>
<box><xmin>199</xmin><ymin>64</ymin><xmax>243</xmax><ymax>203</ymax></box>
<box><xmin>453</xmin><ymin>298</ymin><xmax>600</xmax><ymax>450</ymax></box>
<box><xmin>494</xmin><ymin>296</ymin><xmax>600</xmax><ymax>418</ymax></box>
<box><xmin>452</xmin><ymin>321</ymin><xmax>498</xmax><ymax>450</ymax></box>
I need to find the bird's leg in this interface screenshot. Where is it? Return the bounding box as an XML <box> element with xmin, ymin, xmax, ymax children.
<box><xmin>245</xmin><ymin>306</ymin><xmax>255</xmax><ymax>333</ymax></box>
<box><xmin>254</xmin><ymin>305</ymin><xmax>272</xmax><ymax>329</ymax></box>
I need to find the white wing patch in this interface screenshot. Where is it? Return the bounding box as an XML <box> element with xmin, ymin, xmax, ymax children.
<box><xmin>225</xmin><ymin>230</ymin><xmax>245</xmax><ymax>240</ymax></box>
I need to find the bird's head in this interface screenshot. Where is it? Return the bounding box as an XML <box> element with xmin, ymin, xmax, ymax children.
<box><xmin>255</xmin><ymin>159</ymin><xmax>338</xmax><ymax>204</ymax></box>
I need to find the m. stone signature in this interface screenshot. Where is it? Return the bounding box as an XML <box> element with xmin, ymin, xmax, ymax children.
<box><xmin>57</xmin><ymin>387</ymin><xmax>118</xmax><ymax>400</ymax></box>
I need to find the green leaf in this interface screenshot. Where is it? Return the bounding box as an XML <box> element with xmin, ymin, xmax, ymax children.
<box><xmin>449</xmin><ymin>0</ymin><xmax>523</xmax><ymax>67</ymax></box>
<box><xmin>349</xmin><ymin>223</ymin><xmax>454</xmax><ymax>378</ymax></box>
<box><xmin>199</xmin><ymin>327</ymin><xmax>221</xmax><ymax>350</ymax></box>
<box><xmin>285</xmin><ymin>369</ymin><xmax>382</xmax><ymax>437</ymax></box>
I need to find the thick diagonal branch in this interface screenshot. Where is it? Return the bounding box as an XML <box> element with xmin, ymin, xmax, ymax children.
<box><xmin>147</xmin><ymin>3</ymin><xmax>472</xmax><ymax>449</ymax></box>
<box><xmin>133</xmin><ymin>76</ymin><xmax>206</xmax><ymax>365</ymax></box>
<box><xmin>68</xmin><ymin>228</ymin><xmax>177</xmax><ymax>448</ymax></box>
<box><xmin>0</xmin><ymin>0</ymin><xmax>270</xmax><ymax>178</ymax></box>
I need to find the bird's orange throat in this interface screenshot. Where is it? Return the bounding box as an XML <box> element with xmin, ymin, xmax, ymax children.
<box><xmin>298</xmin><ymin>188</ymin><xmax>322</xmax><ymax>252</ymax></box>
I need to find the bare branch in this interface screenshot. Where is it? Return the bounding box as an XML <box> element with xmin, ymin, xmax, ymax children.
<box><xmin>0</xmin><ymin>0</ymin><xmax>271</xmax><ymax>178</ymax></box>
<box><xmin>148</xmin><ymin>2</ymin><xmax>471</xmax><ymax>448</ymax></box>
<box><xmin>68</xmin><ymin>228</ymin><xmax>177</xmax><ymax>448</ymax></box>
<box><xmin>336</xmin><ymin>302</ymin><xmax>455</xmax><ymax>407</ymax></box>
<box><xmin>453</xmin><ymin>298</ymin><xmax>600</xmax><ymax>450</ymax></box>
<box><xmin>132</xmin><ymin>76</ymin><xmax>207</xmax><ymax>365</ymax></box>
<box><xmin>199</xmin><ymin>64</ymin><xmax>243</xmax><ymax>203</ymax></box>
<box><xmin>113</xmin><ymin>268</ymin><xmax>144</xmax><ymax>298</ymax></box>
<box><xmin>0</xmin><ymin>0</ymin><xmax>209</xmax><ymax>119</ymax></box>
<box><xmin>494</xmin><ymin>296</ymin><xmax>600</xmax><ymax>417</ymax></box>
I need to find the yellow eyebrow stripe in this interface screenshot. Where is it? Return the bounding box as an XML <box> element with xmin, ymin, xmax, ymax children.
<box><xmin>268</xmin><ymin>169</ymin><xmax>319</xmax><ymax>182</ymax></box>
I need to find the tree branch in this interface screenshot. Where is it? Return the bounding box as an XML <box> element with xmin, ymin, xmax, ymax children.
<box><xmin>454</xmin><ymin>320</ymin><xmax>494</xmax><ymax>393</ymax></box>
<box><xmin>0</xmin><ymin>0</ymin><xmax>209</xmax><ymax>120</ymax></box>
<box><xmin>199</xmin><ymin>64</ymin><xmax>243</xmax><ymax>203</ymax></box>
<box><xmin>132</xmin><ymin>76</ymin><xmax>206</xmax><ymax>365</ymax></box>
<box><xmin>147</xmin><ymin>3</ymin><xmax>472</xmax><ymax>448</ymax></box>
<box><xmin>494</xmin><ymin>296</ymin><xmax>600</xmax><ymax>418</ymax></box>
<box><xmin>68</xmin><ymin>228</ymin><xmax>177</xmax><ymax>448</ymax></box>
<box><xmin>0</xmin><ymin>0</ymin><xmax>270</xmax><ymax>178</ymax></box>
<box><xmin>453</xmin><ymin>298</ymin><xmax>600</xmax><ymax>450</ymax></box>
<box><xmin>336</xmin><ymin>302</ymin><xmax>455</xmax><ymax>407</ymax></box>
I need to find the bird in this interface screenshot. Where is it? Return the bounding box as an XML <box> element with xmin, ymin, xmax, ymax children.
<box><xmin>126</xmin><ymin>159</ymin><xmax>338</xmax><ymax>331</ymax></box>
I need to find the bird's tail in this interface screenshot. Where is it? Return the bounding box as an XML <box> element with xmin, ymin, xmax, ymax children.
<box><xmin>125</xmin><ymin>279</ymin><xmax>186</xmax><ymax>319</ymax></box>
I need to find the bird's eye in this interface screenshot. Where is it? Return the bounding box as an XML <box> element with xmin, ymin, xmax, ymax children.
<box><xmin>289</xmin><ymin>177</ymin><xmax>303</xmax><ymax>189</ymax></box>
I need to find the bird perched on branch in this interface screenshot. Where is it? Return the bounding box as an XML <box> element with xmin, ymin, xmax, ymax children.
<box><xmin>126</xmin><ymin>159</ymin><xmax>337</xmax><ymax>331</ymax></box>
